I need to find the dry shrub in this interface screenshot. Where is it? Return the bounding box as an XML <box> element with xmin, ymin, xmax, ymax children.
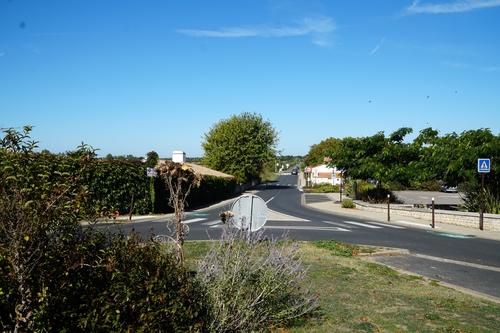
<box><xmin>197</xmin><ymin>227</ymin><xmax>318</xmax><ymax>332</ymax></box>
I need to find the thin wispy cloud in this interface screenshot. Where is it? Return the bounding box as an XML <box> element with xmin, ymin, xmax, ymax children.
<box><xmin>370</xmin><ymin>37</ymin><xmax>386</xmax><ymax>56</ymax></box>
<box><xmin>405</xmin><ymin>0</ymin><xmax>500</xmax><ymax>15</ymax></box>
<box><xmin>177</xmin><ymin>16</ymin><xmax>335</xmax><ymax>46</ymax></box>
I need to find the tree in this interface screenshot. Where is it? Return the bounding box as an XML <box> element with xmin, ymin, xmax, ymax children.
<box><xmin>145</xmin><ymin>150</ymin><xmax>159</xmax><ymax>168</ymax></box>
<box><xmin>328</xmin><ymin>128</ymin><xmax>416</xmax><ymax>187</ymax></box>
<box><xmin>304</xmin><ymin>137</ymin><xmax>341</xmax><ymax>167</ymax></box>
<box><xmin>202</xmin><ymin>112</ymin><xmax>278</xmax><ymax>183</ymax></box>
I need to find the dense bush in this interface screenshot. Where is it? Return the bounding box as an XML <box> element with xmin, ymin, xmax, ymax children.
<box><xmin>1</xmin><ymin>230</ymin><xmax>207</xmax><ymax>332</ymax></box>
<box><xmin>346</xmin><ymin>180</ymin><xmax>374</xmax><ymax>199</ymax></box>
<box><xmin>0</xmin><ymin>127</ymin><xmax>208</xmax><ymax>331</ymax></box>
<box><xmin>304</xmin><ymin>183</ymin><xmax>340</xmax><ymax>193</ymax></box>
<box><xmin>462</xmin><ymin>184</ymin><xmax>500</xmax><ymax>214</ymax></box>
<box><xmin>197</xmin><ymin>228</ymin><xmax>318</xmax><ymax>332</ymax></box>
<box><xmin>412</xmin><ymin>180</ymin><xmax>442</xmax><ymax>191</ymax></box>
<box><xmin>341</xmin><ymin>198</ymin><xmax>356</xmax><ymax>208</ymax></box>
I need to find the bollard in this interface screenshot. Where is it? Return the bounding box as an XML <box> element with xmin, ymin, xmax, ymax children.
<box><xmin>431</xmin><ymin>197</ymin><xmax>435</xmax><ymax>229</ymax></box>
<box><xmin>387</xmin><ymin>194</ymin><xmax>390</xmax><ymax>222</ymax></box>
<box><xmin>339</xmin><ymin>181</ymin><xmax>343</xmax><ymax>202</ymax></box>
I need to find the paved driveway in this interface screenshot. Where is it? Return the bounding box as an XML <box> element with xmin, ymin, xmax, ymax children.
<box><xmin>394</xmin><ymin>191</ymin><xmax>463</xmax><ymax>205</ymax></box>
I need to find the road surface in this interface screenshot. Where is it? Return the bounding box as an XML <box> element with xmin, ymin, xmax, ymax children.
<box><xmin>96</xmin><ymin>174</ymin><xmax>500</xmax><ymax>300</ymax></box>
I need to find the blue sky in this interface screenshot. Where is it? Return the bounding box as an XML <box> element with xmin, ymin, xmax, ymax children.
<box><xmin>1</xmin><ymin>0</ymin><xmax>499</xmax><ymax>157</ymax></box>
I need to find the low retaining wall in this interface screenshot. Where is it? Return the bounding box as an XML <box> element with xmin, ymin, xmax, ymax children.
<box><xmin>354</xmin><ymin>201</ymin><xmax>500</xmax><ymax>232</ymax></box>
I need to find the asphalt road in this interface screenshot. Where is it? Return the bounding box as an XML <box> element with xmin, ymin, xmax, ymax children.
<box><xmin>96</xmin><ymin>174</ymin><xmax>500</xmax><ymax>300</ymax></box>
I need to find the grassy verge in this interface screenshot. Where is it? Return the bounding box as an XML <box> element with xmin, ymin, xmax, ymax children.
<box><xmin>261</xmin><ymin>170</ymin><xmax>280</xmax><ymax>183</ymax></box>
<box><xmin>183</xmin><ymin>240</ymin><xmax>500</xmax><ymax>332</ymax></box>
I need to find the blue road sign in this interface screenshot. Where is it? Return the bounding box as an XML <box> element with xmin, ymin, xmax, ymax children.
<box><xmin>477</xmin><ymin>158</ymin><xmax>491</xmax><ymax>173</ymax></box>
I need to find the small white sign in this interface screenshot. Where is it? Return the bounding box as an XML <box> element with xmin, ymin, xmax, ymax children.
<box><xmin>146</xmin><ymin>167</ymin><xmax>157</xmax><ymax>177</ymax></box>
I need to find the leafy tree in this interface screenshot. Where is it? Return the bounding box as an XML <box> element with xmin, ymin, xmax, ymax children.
<box><xmin>145</xmin><ymin>150</ymin><xmax>159</xmax><ymax>168</ymax></box>
<box><xmin>314</xmin><ymin>126</ymin><xmax>498</xmax><ymax>211</ymax></box>
<box><xmin>202</xmin><ymin>112</ymin><xmax>278</xmax><ymax>183</ymax></box>
<box><xmin>304</xmin><ymin>137</ymin><xmax>341</xmax><ymax>167</ymax></box>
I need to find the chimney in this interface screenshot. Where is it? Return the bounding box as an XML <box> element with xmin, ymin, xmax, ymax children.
<box><xmin>172</xmin><ymin>150</ymin><xmax>186</xmax><ymax>163</ymax></box>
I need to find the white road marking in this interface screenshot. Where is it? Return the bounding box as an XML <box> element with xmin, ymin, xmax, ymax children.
<box><xmin>182</xmin><ymin>218</ymin><xmax>206</xmax><ymax>224</ymax></box>
<box><xmin>343</xmin><ymin>220</ymin><xmax>382</xmax><ymax>229</ymax></box>
<box><xmin>264</xmin><ymin>225</ymin><xmax>351</xmax><ymax>232</ymax></box>
<box><xmin>266</xmin><ymin>196</ymin><xmax>276</xmax><ymax>204</ymax></box>
<box><xmin>412</xmin><ymin>253</ymin><xmax>500</xmax><ymax>273</ymax></box>
<box><xmin>395</xmin><ymin>220</ymin><xmax>440</xmax><ymax>229</ymax></box>
<box><xmin>323</xmin><ymin>221</ymin><xmax>356</xmax><ymax>229</ymax></box>
<box><xmin>268</xmin><ymin>209</ymin><xmax>310</xmax><ymax>222</ymax></box>
<box><xmin>365</xmin><ymin>221</ymin><xmax>405</xmax><ymax>229</ymax></box>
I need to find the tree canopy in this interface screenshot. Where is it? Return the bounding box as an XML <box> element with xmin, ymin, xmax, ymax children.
<box><xmin>303</xmin><ymin>137</ymin><xmax>341</xmax><ymax>167</ymax></box>
<box><xmin>305</xmin><ymin>127</ymin><xmax>499</xmax><ymax>194</ymax></box>
<box><xmin>202</xmin><ymin>112</ymin><xmax>278</xmax><ymax>183</ymax></box>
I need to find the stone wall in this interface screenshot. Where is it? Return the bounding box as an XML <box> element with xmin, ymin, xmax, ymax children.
<box><xmin>354</xmin><ymin>201</ymin><xmax>500</xmax><ymax>232</ymax></box>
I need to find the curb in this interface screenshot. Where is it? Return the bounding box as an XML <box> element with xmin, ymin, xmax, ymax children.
<box><xmin>358</xmin><ymin>247</ymin><xmax>410</xmax><ymax>257</ymax></box>
<box><xmin>367</xmin><ymin>260</ymin><xmax>500</xmax><ymax>304</ymax></box>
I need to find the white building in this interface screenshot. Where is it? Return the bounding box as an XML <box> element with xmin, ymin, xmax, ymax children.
<box><xmin>310</xmin><ymin>164</ymin><xmax>343</xmax><ymax>185</ymax></box>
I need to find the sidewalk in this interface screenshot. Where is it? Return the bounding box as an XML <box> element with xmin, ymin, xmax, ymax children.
<box><xmin>303</xmin><ymin>192</ymin><xmax>500</xmax><ymax>242</ymax></box>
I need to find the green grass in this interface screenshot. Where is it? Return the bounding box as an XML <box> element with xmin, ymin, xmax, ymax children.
<box><xmin>183</xmin><ymin>240</ymin><xmax>500</xmax><ymax>332</ymax></box>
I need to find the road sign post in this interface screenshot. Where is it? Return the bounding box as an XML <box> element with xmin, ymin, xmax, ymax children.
<box><xmin>477</xmin><ymin>158</ymin><xmax>491</xmax><ymax>231</ymax></box>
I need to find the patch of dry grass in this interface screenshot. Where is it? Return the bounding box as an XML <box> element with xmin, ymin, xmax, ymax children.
<box><xmin>183</xmin><ymin>240</ymin><xmax>500</xmax><ymax>332</ymax></box>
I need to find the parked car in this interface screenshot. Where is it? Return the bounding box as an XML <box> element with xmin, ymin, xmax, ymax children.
<box><xmin>291</xmin><ymin>168</ymin><xmax>298</xmax><ymax>175</ymax></box>
<box><xmin>440</xmin><ymin>185</ymin><xmax>458</xmax><ymax>193</ymax></box>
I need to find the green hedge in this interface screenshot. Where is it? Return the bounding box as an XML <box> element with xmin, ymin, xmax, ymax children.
<box><xmin>84</xmin><ymin>159</ymin><xmax>152</xmax><ymax>216</ymax></box>
<box><xmin>304</xmin><ymin>183</ymin><xmax>340</xmax><ymax>193</ymax></box>
<box><xmin>188</xmin><ymin>175</ymin><xmax>237</xmax><ymax>209</ymax></box>
<box><xmin>1</xmin><ymin>150</ymin><xmax>236</xmax><ymax>216</ymax></box>
<box><xmin>153</xmin><ymin>175</ymin><xmax>237</xmax><ymax>213</ymax></box>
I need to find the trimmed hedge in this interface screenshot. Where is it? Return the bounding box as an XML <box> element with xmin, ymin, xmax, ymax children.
<box><xmin>0</xmin><ymin>149</ymin><xmax>236</xmax><ymax>216</ymax></box>
<box><xmin>154</xmin><ymin>175</ymin><xmax>237</xmax><ymax>214</ymax></box>
<box><xmin>84</xmin><ymin>159</ymin><xmax>152</xmax><ymax>216</ymax></box>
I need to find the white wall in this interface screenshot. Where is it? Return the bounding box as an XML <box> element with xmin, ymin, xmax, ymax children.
<box><xmin>310</xmin><ymin>164</ymin><xmax>342</xmax><ymax>185</ymax></box>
